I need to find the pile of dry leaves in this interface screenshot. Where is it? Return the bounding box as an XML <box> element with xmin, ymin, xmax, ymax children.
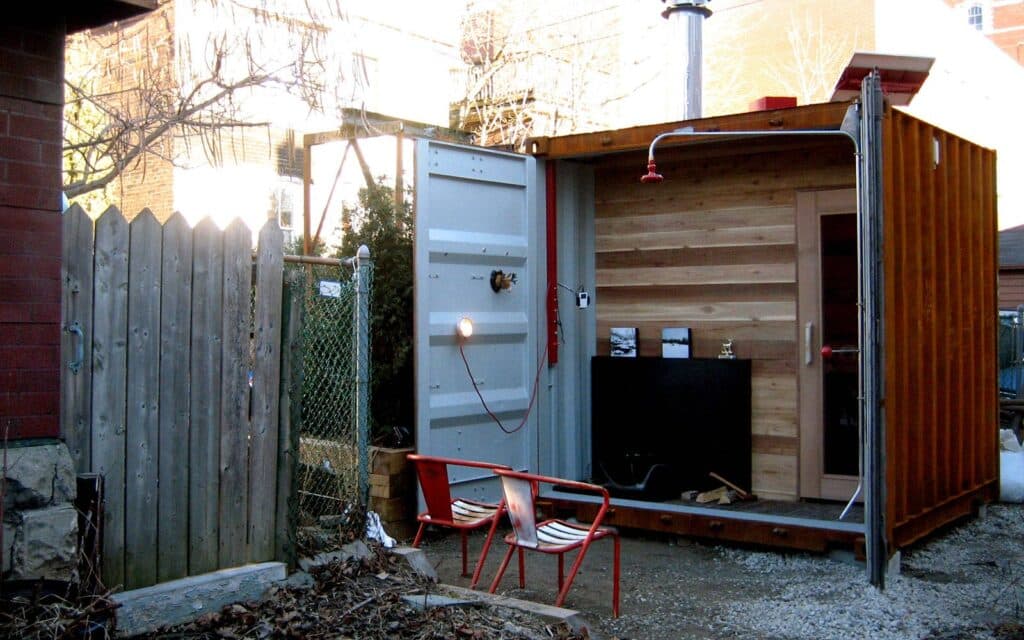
<box><xmin>143</xmin><ymin>544</ymin><xmax>586</xmax><ymax>640</ymax></box>
<box><xmin>0</xmin><ymin>581</ymin><xmax>116</xmax><ymax>639</ymax></box>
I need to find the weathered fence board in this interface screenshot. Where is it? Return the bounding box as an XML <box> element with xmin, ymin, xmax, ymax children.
<box><xmin>189</xmin><ymin>219</ymin><xmax>224</xmax><ymax>576</ymax></box>
<box><xmin>218</xmin><ymin>220</ymin><xmax>253</xmax><ymax>568</ymax></box>
<box><xmin>249</xmin><ymin>221</ymin><xmax>284</xmax><ymax>561</ymax></box>
<box><xmin>91</xmin><ymin>206</ymin><xmax>130</xmax><ymax>589</ymax></box>
<box><xmin>125</xmin><ymin>210</ymin><xmax>163</xmax><ymax>589</ymax></box>
<box><xmin>157</xmin><ymin>212</ymin><xmax>193</xmax><ymax>583</ymax></box>
<box><xmin>61</xmin><ymin>205</ymin><xmax>94</xmax><ymax>471</ymax></box>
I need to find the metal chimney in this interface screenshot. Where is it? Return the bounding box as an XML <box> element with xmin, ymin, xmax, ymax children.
<box><xmin>661</xmin><ymin>0</ymin><xmax>712</xmax><ymax>120</ymax></box>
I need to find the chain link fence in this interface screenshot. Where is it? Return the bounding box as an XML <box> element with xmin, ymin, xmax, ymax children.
<box><xmin>288</xmin><ymin>250</ymin><xmax>373</xmax><ymax>552</ymax></box>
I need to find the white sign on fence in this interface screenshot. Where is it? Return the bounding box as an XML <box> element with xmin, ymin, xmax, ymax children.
<box><xmin>318</xmin><ymin>280</ymin><xmax>341</xmax><ymax>298</ymax></box>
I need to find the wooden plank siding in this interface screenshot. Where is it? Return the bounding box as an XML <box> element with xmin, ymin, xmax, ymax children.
<box><xmin>998</xmin><ymin>271</ymin><xmax>1024</xmax><ymax>310</ymax></box>
<box><xmin>882</xmin><ymin>109</ymin><xmax>999</xmax><ymax>549</ymax></box>
<box><xmin>592</xmin><ymin>139</ymin><xmax>856</xmax><ymax>501</ymax></box>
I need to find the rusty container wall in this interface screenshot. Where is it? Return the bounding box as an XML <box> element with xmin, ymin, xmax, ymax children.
<box><xmin>883</xmin><ymin>107</ymin><xmax>999</xmax><ymax>549</ymax></box>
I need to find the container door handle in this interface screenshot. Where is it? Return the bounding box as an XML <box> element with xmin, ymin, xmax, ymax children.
<box><xmin>67</xmin><ymin>322</ymin><xmax>84</xmax><ymax>374</ymax></box>
<box><xmin>804</xmin><ymin>321</ymin><xmax>814</xmax><ymax>366</ymax></box>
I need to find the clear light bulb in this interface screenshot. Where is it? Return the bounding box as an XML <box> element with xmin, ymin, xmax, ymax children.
<box><xmin>457</xmin><ymin>317</ymin><xmax>474</xmax><ymax>339</ymax></box>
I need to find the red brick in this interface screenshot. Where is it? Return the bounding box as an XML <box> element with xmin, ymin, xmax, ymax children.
<box><xmin>3</xmin><ymin>415</ymin><xmax>59</xmax><ymax>439</ymax></box>
<box><xmin>19</xmin><ymin>30</ymin><xmax>63</xmax><ymax>60</ymax></box>
<box><xmin>0</xmin><ymin>73</ymin><xmax>61</xmax><ymax>106</ymax></box>
<box><xmin>0</xmin><ymin>254</ymin><xmax>58</xmax><ymax>279</ymax></box>
<box><xmin>0</xmin><ymin>370</ymin><xmax>56</xmax><ymax>393</ymax></box>
<box><xmin>0</xmin><ymin>50</ymin><xmax>61</xmax><ymax>85</ymax></box>
<box><xmin>0</xmin><ymin>324</ymin><xmax>59</xmax><ymax>345</ymax></box>
<box><xmin>0</xmin><ymin>231</ymin><xmax>60</xmax><ymax>257</ymax></box>
<box><xmin>0</xmin><ymin>207</ymin><xmax>60</xmax><ymax>233</ymax></box>
<box><xmin>0</xmin><ymin>136</ymin><xmax>42</xmax><ymax>162</ymax></box>
<box><xmin>0</xmin><ymin>278</ymin><xmax>61</xmax><ymax>303</ymax></box>
<box><xmin>0</xmin><ymin>184</ymin><xmax>59</xmax><ymax>211</ymax></box>
<box><xmin>0</xmin><ymin>251</ymin><xmax>58</xmax><ymax>276</ymax></box>
<box><xmin>0</xmin><ymin>392</ymin><xmax>58</xmax><ymax>416</ymax></box>
<box><xmin>0</xmin><ymin>303</ymin><xmax>59</xmax><ymax>323</ymax></box>
<box><xmin>0</xmin><ymin>29</ymin><xmax>24</xmax><ymax>52</ymax></box>
<box><xmin>41</xmin><ymin>142</ymin><xmax>61</xmax><ymax>168</ymax></box>
<box><xmin>29</xmin><ymin>303</ymin><xmax>60</xmax><ymax>323</ymax></box>
<box><xmin>6</xmin><ymin>160</ymin><xmax>57</xmax><ymax>188</ymax></box>
<box><xmin>9</xmin><ymin>114</ymin><xmax>60</xmax><ymax>145</ymax></box>
<box><xmin>0</xmin><ymin>345</ymin><xmax>59</xmax><ymax>370</ymax></box>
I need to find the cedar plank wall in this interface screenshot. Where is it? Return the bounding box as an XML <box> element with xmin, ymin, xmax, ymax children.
<box><xmin>998</xmin><ymin>271</ymin><xmax>1024</xmax><ymax>310</ymax></box>
<box><xmin>592</xmin><ymin>138</ymin><xmax>855</xmax><ymax>501</ymax></box>
<box><xmin>883</xmin><ymin>109</ymin><xmax>999</xmax><ymax>548</ymax></box>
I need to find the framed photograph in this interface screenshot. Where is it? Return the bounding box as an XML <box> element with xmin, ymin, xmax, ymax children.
<box><xmin>610</xmin><ymin>327</ymin><xmax>638</xmax><ymax>357</ymax></box>
<box><xmin>661</xmin><ymin>327</ymin><xmax>691</xmax><ymax>358</ymax></box>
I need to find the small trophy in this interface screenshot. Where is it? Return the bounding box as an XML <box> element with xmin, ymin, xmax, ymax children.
<box><xmin>718</xmin><ymin>338</ymin><xmax>736</xmax><ymax>359</ymax></box>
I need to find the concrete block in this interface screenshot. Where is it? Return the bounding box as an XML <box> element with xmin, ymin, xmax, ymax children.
<box><xmin>439</xmin><ymin>584</ymin><xmax>598</xmax><ymax>639</ymax></box>
<box><xmin>2</xmin><ymin>442</ymin><xmax>76</xmax><ymax>510</ymax></box>
<box><xmin>7</xmin><ymin>503</ymin><xmax>77</xmax><ymax>581</ymax></box>
<box><xmin>297</xmin><ymin>540</ymin><xmax>372</xmax><ymax>572</ymax></box>
<box><xmin>389</xmin><ymin>546</ymin><xmax>437</xmax><ymax>582</ymax></box>
<box><xmin>401</xmin><ymin>593</ymin><xmax>477</xmax><ymax>610</ymax></box>
<box><xmin>887</xmin><ymin>550</ymin><xmax>902</xmax><ymax>577</ymax></box>
<box><xmin>111</xmin><ymin>562</ymin><xmax>286</xmax><ymax>637</ymax></box>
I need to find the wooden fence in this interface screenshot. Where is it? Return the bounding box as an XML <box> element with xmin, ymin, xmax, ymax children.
<box><xmin>61</xmin><ymin>205</ymin><xmax>291</xmax><ymax>590</ymax></box>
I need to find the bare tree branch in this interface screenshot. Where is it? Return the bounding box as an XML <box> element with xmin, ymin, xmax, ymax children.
<box><xmin>63</xmin><ymin>0</ymin><xmax>346</xmax><ymax>199</ymax></box>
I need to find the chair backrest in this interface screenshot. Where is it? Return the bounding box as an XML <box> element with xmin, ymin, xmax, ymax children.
<box><xmin>499</xmin><ymin>474</ymin><xmax>538</xmax><ymax>548</ymax></box>
<box><xmin>408</xmin><ymin>454</ymin><xmax>513</xmax><ymax>524</ymax></box>
<box><xmin>409</xmin><ymin>456</ymin><xmax>453</xmax><ymax>521</ymax></box>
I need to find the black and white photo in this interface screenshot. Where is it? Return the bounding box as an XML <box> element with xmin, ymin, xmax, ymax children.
<box><xmin>661</xmin><ymin>327</ymin><xmax>691</xmax><ymax>358</ymax></box>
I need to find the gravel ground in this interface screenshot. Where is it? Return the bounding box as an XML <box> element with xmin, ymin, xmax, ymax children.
<box><xmin>416</xmin><ymin>503</ymin><xmax>1024</xmax><ymax>640</ymax></box>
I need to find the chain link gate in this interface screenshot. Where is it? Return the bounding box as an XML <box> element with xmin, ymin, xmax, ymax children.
<box><xmin>287</xmin><ymin>248</ymin><xmax>373</xmax><ymax>553</ymax></box>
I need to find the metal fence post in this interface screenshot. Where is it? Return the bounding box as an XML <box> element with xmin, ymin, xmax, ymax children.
<box><xmin>354</xmin><ymin>245</ymin><xmax>373</xmax><ymax>506</ymax></box>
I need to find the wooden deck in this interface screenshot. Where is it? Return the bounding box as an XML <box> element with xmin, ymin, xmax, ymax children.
<box><xmin>540</xmin><ymin>489</ymin><xmax>865</xmax><ymax>554</ymax></box>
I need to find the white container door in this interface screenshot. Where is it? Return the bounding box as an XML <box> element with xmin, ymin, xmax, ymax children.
<box><xmin>414</xmin><ymin>140</ymin><xmax>542</xmax><ymax>503</ymax></box>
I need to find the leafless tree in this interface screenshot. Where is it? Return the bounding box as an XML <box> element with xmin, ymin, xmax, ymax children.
<box><xmin>63</xmin><ymin>0</ymin><xmax>347</xmax><ymax>199</ymax></box>
<box><xmin>450</xmin><ymin>0</ymin><xmax>619</xmax><ymax>151</ymax></box>
<box><xmin>763</xmin><ymin>10</ymin><xmax>861</xmax><ymax>106</ymax></box>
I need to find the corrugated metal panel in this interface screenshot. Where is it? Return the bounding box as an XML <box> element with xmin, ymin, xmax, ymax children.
<box><xmin>414</xmin><ymin>140</ymin><xmax>541</xmax><ymax>504</ymax></box>
<box><xmin>883</xmin><ymin>109</ymin><xmax>999</xmax><ymax>548</ymax></box>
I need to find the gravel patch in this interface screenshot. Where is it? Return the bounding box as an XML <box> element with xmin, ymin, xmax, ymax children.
<box><xmin>424</xmin><ymin>504</ymin><xmax>1024</xmax><ymax>639</ymax></box>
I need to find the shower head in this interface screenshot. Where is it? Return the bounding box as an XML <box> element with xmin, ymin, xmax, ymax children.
<box><xmin>640</xmin><ymin>160</ymin><xmax>664</xmax><ymax>184</ymax></box>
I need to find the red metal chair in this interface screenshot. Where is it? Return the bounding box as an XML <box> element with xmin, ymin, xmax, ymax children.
<box><xmin>407</xmin><ymin>454</ymin><xmax>509</xmax><ymax>588</ymax></box>
<box><xmin>488</xmin><ymin>469</ymin><xmax>620</xmax><ymax>617</ymax></box>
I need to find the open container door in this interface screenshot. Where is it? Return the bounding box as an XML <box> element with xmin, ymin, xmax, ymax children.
<box><xmin>413</xmin><ymin>140</ymin><xmax>544</xmax><ymax>504</ymax></box>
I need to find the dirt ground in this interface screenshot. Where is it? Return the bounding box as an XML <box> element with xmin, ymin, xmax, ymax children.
<box><xmin>413</xmin><ymin>503</ymin><xmax>1024</xmax><ymax>640</ymax></box>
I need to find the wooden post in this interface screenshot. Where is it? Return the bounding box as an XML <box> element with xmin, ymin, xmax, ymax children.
<box><xmin>276</xmin><ymin>270</ymin><xmax>304</xmax><ymax>566</ymax></box>
<box><xmin>249</xmin><ymin>221</ymin><xmax>284</xmax><ymax>561</ymax></box>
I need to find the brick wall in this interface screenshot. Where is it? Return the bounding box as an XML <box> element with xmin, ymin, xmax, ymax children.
<box><xmin>0</xmin><ymin>23</ymin><xmax>66</xmax><ymax>439</ymax></box>
<box><xmin>67</xmin><ymin>2</ymin><xmax>178</xmax><ymax>221</ymax></box>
